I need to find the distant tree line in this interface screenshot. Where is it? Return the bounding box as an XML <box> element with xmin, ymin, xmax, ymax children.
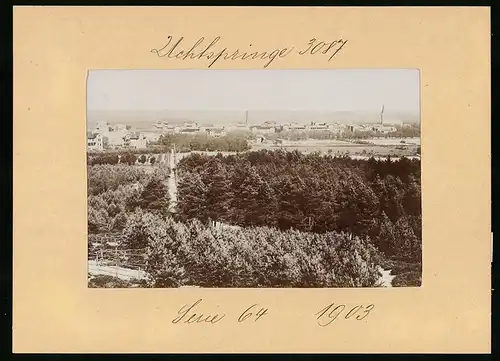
<box><xmin>157</xmin><ymin>134</ymin><xmax>251</xmax><ymax>152</ymax></box>
<box><xmin>88</xmin><ymin>147</ymin><xmax>166</xmax><ymax>156</ymax></box>
<box><xmin>88</xmin><ymin>152</ymin><xmax>162</xmax><ymax>166</ymax></box>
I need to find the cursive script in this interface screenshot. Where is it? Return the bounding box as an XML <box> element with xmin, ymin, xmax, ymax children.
<box><xmin>315</xmin><ymin>302</ymin><xmax>375</xmax><ymax>327</ymax></box>
<box><xmin>171</xmin><ymin>299</ymin><xmax>270</xmax><ymax>324</ymax></box>
<box><xmin>150</xmin><ymin>36</ymin><xmax>348</xmax><ymax>68</ymax></box>
<box><xmin>172</xmin><ymin>299</ymin><xmax>226</xmax><ymax>324</ymax></box>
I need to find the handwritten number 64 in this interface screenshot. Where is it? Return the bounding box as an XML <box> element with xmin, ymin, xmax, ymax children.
<box><xmin>238</xmin><ymin>304</ymin><xmax>268</xmax><ymax>322</ymax></box>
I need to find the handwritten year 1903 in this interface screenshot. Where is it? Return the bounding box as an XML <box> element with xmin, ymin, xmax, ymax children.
<box><xmin>315</xmin><ymin>303</ymin><xmax>375</xmax><ymax>327</ymax></box>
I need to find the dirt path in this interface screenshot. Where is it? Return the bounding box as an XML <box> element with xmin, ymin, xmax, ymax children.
<box><xmin>167</xmin><ymin>149</ymin><xmax>178</xmax><ymax>212</ymax></box>
<box><xmin>88</xmin><ymin>260</ymin><xmax>149</xmax><ymax>281</ymax></box>
<box><xmin>377</xmin><ymin>267</ymin><xmax>396</xmax><ymax>287</ymax></box>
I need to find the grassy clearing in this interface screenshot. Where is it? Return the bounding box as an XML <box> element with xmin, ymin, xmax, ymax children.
<box><xmin>250</xmin><ymin>139</ymin><xmax>418</xmax><ymax>157</ymax></box>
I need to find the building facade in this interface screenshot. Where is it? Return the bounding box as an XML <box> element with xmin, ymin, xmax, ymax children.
<box><xmin>250</xmin><ymin>125</ymin><xmax>276</xmax><ymax>134</ymax></box>
<box><xmin>129</xmin><ymin>133</ymin><xmax>148</xmax><ymax>149</ymax></box>
<box><xmin>371</xmin><ymin>124</ymin><xmax>397</xmax><ymax>134</ymax></box>
<box><xmin>205</xmin><ymin>127</ymin><xmax>227</xmax><ymax>137</ymax></box>
<box><xmin>106</xmin><ymin>131</ymin><xmax>129</xmax><ymax>148</ymax></box>
<box><xmin>87</xmin><ymin>133</ymin><xmax>104</xmax><ymax>151</ymax></box>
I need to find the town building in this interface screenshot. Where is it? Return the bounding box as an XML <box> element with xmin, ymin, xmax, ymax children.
<box><xmin>328</xmin><ymin>123</ymin><xmax>344</xmax><ymax>134</ymax></box>
<box><xmin>106</xmin><ymin>131</ymin><xmax>129</xmax><ymax>148</ymax></box>
<box><xmin>371</xmin><ymin>124</ymin><xmax>397</xmax><ymax>134</ymax></box>
<box><xmin>255</xmin><ymin>136</ymin><xmax>266</xmax><ymax>144</ymax></box>
<box><xmin>346</xmin><ymin>124</ymin><xmax>356</xmax><ymax>133</ymax></box>
<box><xmin>283</xmin><ymin>122</ymin><xmax>307</xmax><ymax>131</ymax></box>
<box><xmin>153</xmin><ymin>121</ymin><xmax>180</xmax><ymax>134</ymax></box>
<box><xmin>180</xmin><ymin>121</ymin><xmax>201</xmax><ymax>133</ymax></box>
<box><xmin>153</xmin><ymin>121</ymin><xmax>168</xmax><ymax>130</ymax></box>
<box><xmin>87</xmin><ymin>132</ymin><xmax>104</xmax><ymax>151</ymax></box>
<box><xmin>308</xmin><ymin>122</ymin><xmax>331</xmax><ymax>131</ymax></box>
<box><xmin>205</xmin><ymin>127</ymin><xmax>227</xmax><ymax>137</ymax></box>
<box><xmin>250</xmin><ymin>125</ymin><xmax>276</xmax><ymax>134</ymax></box>
<box><xmin>129</xmin><ymin>133</ymin><xmax>148</xmax><ymax>149</ymax></box>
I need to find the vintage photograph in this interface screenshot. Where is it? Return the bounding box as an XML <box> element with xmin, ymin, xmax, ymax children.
<box><xmin>87</xmin><ymin>69</ymin><xmax>422</xmax><ymax>288</ymax></box>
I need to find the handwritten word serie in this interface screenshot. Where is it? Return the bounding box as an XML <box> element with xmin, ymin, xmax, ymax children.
<box><xmin>315</xmin><ymin>303</ymin><xmax>375</xmax><ymax>327</ymax></box>
<box><xmin>151</xmin><ymin>36</ymin><xmax>348</xmax><ymax>68</ymax></box>
<box><xmin>171</xmin><ymin>299</ymin><xmax>268</xmax><ymax>324</ymax></box>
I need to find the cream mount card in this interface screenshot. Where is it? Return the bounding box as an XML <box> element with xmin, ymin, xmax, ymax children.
<box><xmin>13</xmin><ymin>6</ymin><xmax>491</xmax><ymax>353</ymax></box>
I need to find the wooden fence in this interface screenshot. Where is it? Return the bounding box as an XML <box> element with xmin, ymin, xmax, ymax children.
<box><xmin>88</xmin><ymin>246</ymin><xmax>149</xmax><ymax>281</ymax></box>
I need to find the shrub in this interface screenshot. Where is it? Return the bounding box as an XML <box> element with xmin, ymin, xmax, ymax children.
<box><xmin>88</xmin><ymin>275</ymin><xmax>149</xmax><ymax>288</ymax></box>
<box><xmin>121</xmin><ymin>152</ymin><xmax>137</xmax><ymax>165</ymax></box>
<box><xmin>141</xmin><ymin>215</ymin><xmax>382</xmax><ymax>288</ymax></box>
<box><xmin>392</xmin><ymin>272</ymin><xmax>421</xmax><ymax>287</ymax></box>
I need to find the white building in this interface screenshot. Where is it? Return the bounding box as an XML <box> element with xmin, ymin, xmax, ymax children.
<box><xmin>153</xmin><ymin>121</ymin><xmax>168</xmax><ymax>130</ymax></box>
<box><xmin>283</xmin><ymin>123</ymin><xmax>307</xmax><ymax>131</ymax></box>
<box><xmin>129</xmin><ymin>133</ymin><xmax>147</xmax><ymax>149</ymax></box>
<box><xmin>346</xmin><ymin>124</ymin><xmax>365</xmax><ymax>133</ymax></box>
<box><xmin>87</xmin><ymin>133</ymin><xmax>104</xmax><ymax>151</ymax></box>
<box><xmin>371</xmin><ymin>124</ymin><xmax>397</xmax><ymax>134</ymax></box>
<box><xmin>308</xmin><ymin>122</ymin><xmax>330</xmax><ymax>131</ymax></box>
<box><xmin>250</xmin><ymin>125</ymin><xmax>276</xmax><ymax>134</ymax></box>
<box><xmin>106</xmin><ymin>131</ymin><xmax>129</xmax><ymax>148</ymax></box>
<box><xmin>205</xmin><ymin>127</ymin><xmax>227</xmax><ymax>137</ymax></box>
<box><xmin>153</xmin><ymin>121</ymin><xmax>181</xmax><ymax>134</ymax></box>
<box><xmin>328</xmin><ymin>123</ymin><xmax>344</xmax><ymax>134</ymax></box>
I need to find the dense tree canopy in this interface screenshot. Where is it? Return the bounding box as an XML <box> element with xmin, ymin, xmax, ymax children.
<box><xmin>125</xmin><ymin>213</ymin><xmax>383</xmax><ymax>288</ymax></box>
<box><xmin>158</xmin><ymin>133</ymin><xmax>251</xmax><ymax>153</ymax></box>
<box><xmin>87</xmin><ymin>149</ymin><xmax>422</xmax><ymax>287</ymax></box>
<box><xmin>175</xmin><ymin>150</ymin><xmax>422</xmax><ymax>262</ymax></box>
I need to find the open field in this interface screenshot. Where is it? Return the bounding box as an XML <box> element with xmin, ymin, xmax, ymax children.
<box><xmin>361</xmin><ymin>137</ymin><xmax>420</xmax><ymax>146</ymax></box>
<box><xmin>250</xmin><ymin>138</ymin><xmax>418</xmax><ymax>157</ymax></box>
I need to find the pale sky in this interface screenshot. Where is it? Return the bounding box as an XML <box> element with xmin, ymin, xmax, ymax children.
<box><xmin>87</xmin><ymin>69</ymin><xmax>420</xmax><ymax>122</ymax></box>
